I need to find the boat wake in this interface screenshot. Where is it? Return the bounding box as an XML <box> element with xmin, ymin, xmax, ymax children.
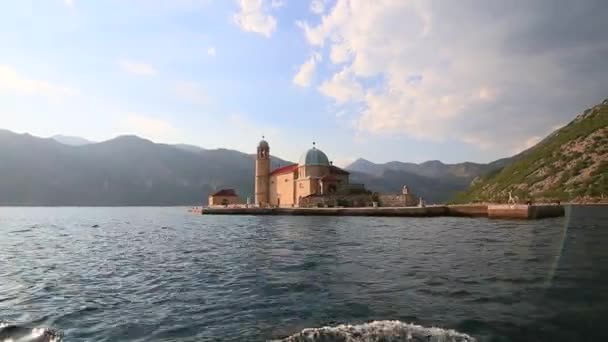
<box><xmin>0</xmin><ymin>321</ymin><xmax>63</xmax><ymax>342</ymax></box>
<box><xmin>272</xmin><ymin>320</ymin><xmax>475</xmax><ymax>342</ymax></box>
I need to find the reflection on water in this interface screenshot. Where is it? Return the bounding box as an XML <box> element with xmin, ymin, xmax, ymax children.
<box><xmin>0</xmin><ymin>206</ymin><xmax>606</xmax><ymax>341</ymax></box>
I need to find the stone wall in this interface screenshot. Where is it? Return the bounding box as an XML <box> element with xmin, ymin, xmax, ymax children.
<box><xmin>299</xmin><ymin>193</ymin><xmax>419</xmax><ymax>208</ymax></box>
<box><xmin>377</xmin><ymin>194</ymin><xmax>417</xmax><ymax>207</ymax></box>
<box><xmin>299</xmin><ymin>194</ymin><xmax>374</xmax><ymax>208</ymax></box>
<box><xmin>299</xmin><ymin>193</ymin><xmax>418</xmax><ymax>208</ymax></box>
<box><xmin>447</xmin><ymin>204</ymin><xmax>488</xmax><ymax>217</ymax></box>
<box><xmin>208</xmin><ymin>195</ymin><xmax>241</xmax><ymax>206</ymax></box>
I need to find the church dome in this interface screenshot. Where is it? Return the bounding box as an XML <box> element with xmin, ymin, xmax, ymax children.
<box><xmin>299</xmin><ymin>146</ymin><xmax>330</xmax><ymax>166</ymax></box>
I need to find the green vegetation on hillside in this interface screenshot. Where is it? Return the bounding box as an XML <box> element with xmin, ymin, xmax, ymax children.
<box><xmin>455</xmin><ymin>99</ymin><xmax>608</xmax><ymax>203</ymax></box>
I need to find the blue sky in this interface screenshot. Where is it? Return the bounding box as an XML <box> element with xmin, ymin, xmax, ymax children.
<box><xmin>1</xmin><ymin>0</ymin><xmax>607</xmax><ymax>166</ymax></box>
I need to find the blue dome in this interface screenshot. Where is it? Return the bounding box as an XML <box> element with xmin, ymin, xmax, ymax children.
<box><xmin>299</xmin><ymin>147</ymin><xmax>330</xmax><ymax>166</ymax></box>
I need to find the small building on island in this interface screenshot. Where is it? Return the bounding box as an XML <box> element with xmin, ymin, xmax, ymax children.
<box><xmin>208</xmin><ymin>189</ymin><xmax>240</xmax><ymax>207</ymax></box>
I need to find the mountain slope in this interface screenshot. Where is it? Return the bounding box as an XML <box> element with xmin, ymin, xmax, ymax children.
<box><xmin>347</xmin><ymin>158</ymin><xmax>501</xmax><ymax>181</ymax></box>
<box><xmin>457</xmin><ymin>99</ymin><xmax>608</xmax><ymax>203</ymax></box>
<box><xmin>0</xmin><ymin>128</ymin><xmax>482</xmax><ymax>205</ymax></box>
<box><xmin>51</xmin><ymin>134</ymin><xmax>93</xmax><ymax>146</ymax></box>
<box><xmin>345</xmin><ymin>157</ymin><xmax>508</xmax><ymax>202</ymax></box>
<box><xmin>172</xmin><ymin>143</ymin><xmax>206</xmax><ymax>153</ymax></box>
<box><xmin>350</xmin><ymin>169</ymin><xmax>470</xmax><ymax>203</ymax></box>
<box><xmin>0</xmin><ymin>130</ymin><xmax>289</xmax><ymax>206</ymax></box>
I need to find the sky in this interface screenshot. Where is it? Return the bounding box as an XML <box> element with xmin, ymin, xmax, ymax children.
<box><xmin>1</xmin><ymin>0</ymin><xmax>607</xmax><ymax>166</ymax></box>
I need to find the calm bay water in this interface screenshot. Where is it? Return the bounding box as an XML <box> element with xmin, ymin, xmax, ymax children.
<box><xmin>1</xmin><ymin>206</ymin><xmax>607</xmax><ymax>341</ymax></box>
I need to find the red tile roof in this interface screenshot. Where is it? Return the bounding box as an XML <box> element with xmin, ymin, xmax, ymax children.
<box><xmin>210</xmin><ymin>189</ymin><xmax>238</xmax><ymax>197</ymax></box>
<box><xmin>270</xmin><ymin>164</ymin><xmax>298</xmax><ymax>176</ymax></box>
<box><xmin>268</xmin><ymin>164</ymin><xmax>348</xmax><ymax>176</ymax></box>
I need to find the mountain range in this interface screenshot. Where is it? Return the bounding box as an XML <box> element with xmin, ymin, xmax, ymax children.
<box><xmin>345</xmin><ymin>159</ymin><xmax>507</xmax><ymax>203</ymax></box>
<box><xmin>50</xmin><ymin>135</ymin><xmax>94</xmax><ymax>146</ymax></box>
<box><xmin>0</xmin><ymin>131</ymin><xmax>289</xmax><ymax>206</ymax></box>
<box><xmin>0</xmin><ymin>129</ymin><xmax>498</xmax><ymax>205</ymax></box>
<box><xmin>1</xmin><ymin>98</ymin><xmax>605</xmax><ymax>205</ymax></box>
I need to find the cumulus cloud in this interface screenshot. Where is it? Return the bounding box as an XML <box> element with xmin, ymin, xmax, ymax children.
<box><xmin>297</xmin><ymin>0</ymin><xmax>608</xmax><ymax>156</ymax></box>
<box><xmin>207</xmin><ymin>46</ymin><xmax>216</xmax><ymax>57</ymax></box>
<box><xmin>318</xmin><ymin>67</ymin><xmax>363</xmax><ymax>104</ymax></box>
<box><xmin>0</xmin><ymin>65</ymin><xmax>78</xmax><ymax>99</ymax></box>
<box><xmin>270</xmin><ymin>0</ymin><xmax>284</xmax><ymax>8</ymax></box>
<box><xmin>118</xmin><ymin>59</ymin><xmax>157</xmax><ymax>76</ymax></box>
<box><xmin>310</xmin><ymin>0</ymin><xmax>326</xmax><ymax>14</ymax></box>
<box><xmin>293</xmin><ymin>52</ymin><xmax>321</xmax><ymax>87</ymax></box>
<box><xmin>233</xmin><ymin>0</ymin><xmax>277</xmax><ymax>38</ymax></box>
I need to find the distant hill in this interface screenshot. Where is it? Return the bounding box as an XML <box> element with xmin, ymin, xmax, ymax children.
<box><xmin>345</xmin><ymin>157</ymin><xmax>509</xmax><ymax>203</ymax></box>
<box><xmin>1</xmin><ymin>128</ymin><xmax>492</xmax><ymax>205</ymax></box>
<box><xmin>10</xmin><ymin>104</ymin><xmax>601</xmax><ymax>207</ymax></box>
<box><xmin>349</xmin><ymin>169</ymin><xmax>471</xmax><ymax>204</ymax></box>
<box><xmin>0</xmin><ymin>128</ymin><xmax>514</xmax><ymax>205</ymax></box>
<box><xmin>456</xmin><ymin>99</ymin><xmax>608</xmax><ymax>203</ymax></box>
<box><xmin>347</xmin><ymin>158</ymin><xmax>496</xmax><ymax>180</ymax></box>
<box><xmin>172</xmin><ymin>143</ymin><xmax>206</xmax><ymax>154</ymax></box>
<box><xmin>51</xmin><ymin>134</ymin><xmax>94</xmax><ymax>146</ymax></box>
<box><xmin>0</xmin><ymin>130</ymin><xmax>289</xmax><ymax>206</ymax></box>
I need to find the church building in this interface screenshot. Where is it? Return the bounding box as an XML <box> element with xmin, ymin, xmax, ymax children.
<box><xmin>255</xmin><ymin>139</ymin><xmax>351</xmax><ymax>207</ymax></box>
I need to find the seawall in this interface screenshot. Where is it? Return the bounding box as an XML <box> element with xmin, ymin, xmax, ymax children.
<box><xmin>201</xmin><ymin>204</ymin><xmax>565</xmax><ymax>219</ymax></box>
<box><xmin>487</xmin><ymin>204</ymin><xmax>565</xmax><ymax>219</ymax></box>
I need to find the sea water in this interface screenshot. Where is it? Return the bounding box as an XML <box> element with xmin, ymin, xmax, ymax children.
<box><xmin>1</xmin><ymin>206</ymin><xmax>606</xmax><ymax>341</ymax></box>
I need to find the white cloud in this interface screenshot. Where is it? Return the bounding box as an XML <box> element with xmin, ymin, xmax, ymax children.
<box><xmin>462</xmin><ymin>135</ymin><xmax>495</xmax><ymax>151</ymax></box>
<box><xmin>119</xmin><ymin>114</ymin><xmax>178</xmax><ymax>142</ymax></box>
<box><xmin>293</xmin><ymin>53</ymin><xmax>321</xmax><ymax>87</ymax></box>
<box><xmin>310</xmin><ymin>0</ymin><xmax>326</xmax><ymax>14</ymax></box>
<box><xmin>270</xmin><ymin>0</ymin><xmax>284</xmax><ymax>8</ymax></box>
<box><xmin>318</xmin><ymin>67</ymin><xmax>363</xmax><ymax>104</ymax></box>
<box><xmin>329</xmin><ymin>43</ymin><xmax>350</xmax><ymax>64</ymax></box>
<box><xmin>207</xmin><ymin>46</ymin><xmax>216</xmax><ymax>57</ymax></box>
<box><xmin>174</xmin><ymin>81</ymin><xmax>209</xmax><ymax>104</ymax></box>
<box><xmin>233</xmin><ymin>0</ymin><xmax>277</xmax><ymax>38</ymax></box>
<box><xmin>64</xmin><ymin>0</ymin><xmax>74</xmax><ymax>7</ymax></box>
<box><xmin>296</xmin><ymin>0</ymin><xmax>603</xmax><ymax>155</ymax></box>
<box><xmin>118</xmin><ymin>59</ymin><xmax>157</xmax><ymax>76</ymax></box>
<box><xmin>0</xmin><ymin>65</ymin><xmax>78</xmax><ymax>99</ymax></box>
<box><xmin>475</xmin><ymin>87</ymin><xmax>498</xmax><ymax>102</ymax></box>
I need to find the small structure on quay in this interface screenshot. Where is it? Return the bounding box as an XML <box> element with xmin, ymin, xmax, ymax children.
<box><xmin>208</xmin><ymin>189</ymin><xmax>240</xmax><ymax>207</ymax></box>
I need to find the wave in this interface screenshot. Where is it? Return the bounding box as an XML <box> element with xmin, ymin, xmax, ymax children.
<box><xmin>272</xmin><ymin>320</ymin><xmax>475</xmax><ymax>342</ymax></box>
<box><xmin>0</xmin><ymin>321</ymin><xmax>63</xmax><ymax>342</ymax></box>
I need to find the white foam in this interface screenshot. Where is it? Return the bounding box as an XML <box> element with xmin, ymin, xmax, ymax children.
<box><xmin>0</xmin><ymin>323</ymin><xmax>62</xmax><ymax>342</ymax></box>
<box><xmin>30</xmin><ymin>328</ymin><xmax>45</xmax><ymax>339</ymax></box>
<box><xmin>273</xmin><ymin>320</ymin><xmax>475</xmax><ymax>342</ymax></box>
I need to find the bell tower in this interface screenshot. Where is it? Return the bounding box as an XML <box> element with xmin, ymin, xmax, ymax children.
<box><xmin>255</xmin><ymin>137</ymin><xmax>270</xmax><ymax>206</ymax></box>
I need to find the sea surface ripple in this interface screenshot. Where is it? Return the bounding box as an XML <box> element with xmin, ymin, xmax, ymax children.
<box><xmin>0</xmin><ymin>206</ymin><xmax>606</xmax><ymax>341</ymax></box>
